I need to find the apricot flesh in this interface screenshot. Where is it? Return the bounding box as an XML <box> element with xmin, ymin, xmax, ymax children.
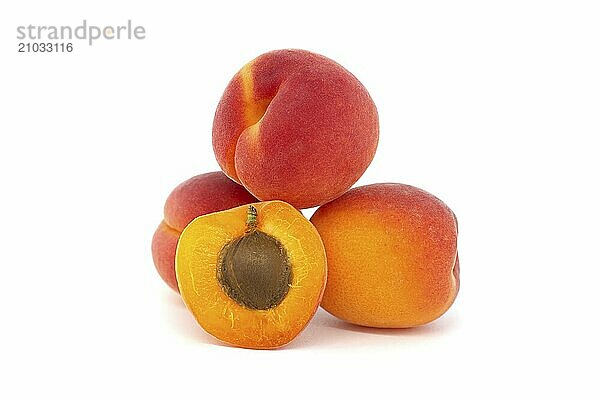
<box><xmin>310</xmin><ymin>183</ymin><xmax>459</xmax><ymax>328</ymax></box>
<box><xmin>212</xmin><ymin>49</ymin><xmax>379</xmax><ymax>209</ymax></box>
<box><xmin>151</xmin><ymin>172</ymin><xmax>257</xmax><ymax>292</ymax></box>
<box><xmin>176</xmin><ymin>201</ymin><xmax>327</xmax><ymax>349</ymax></box>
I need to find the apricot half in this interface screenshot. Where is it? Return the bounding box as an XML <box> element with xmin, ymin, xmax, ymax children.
<box><xmin>311</xmin><ymin>183</ymin><xmax>459</xmax><ymax>328</ymax></box>
<box><xmin>175</xmin><ymin>201</ymin><xmax>327</xmax><ymax>349</ymax></box>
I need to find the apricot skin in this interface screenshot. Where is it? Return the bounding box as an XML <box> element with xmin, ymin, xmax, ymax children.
<box><xmin>213</xmin><ymin>49</ymin><xmax>379</xmax><ymax>209</ymax></box>
<box><xmin>151</xmin><ymin>172</ymin><xmax>257</xmax><ymax>292</ymax></box>
<box><xmin>310</xmin><ymin>183</ymin><xmax>459</xmax><ymax>328</ymax></box>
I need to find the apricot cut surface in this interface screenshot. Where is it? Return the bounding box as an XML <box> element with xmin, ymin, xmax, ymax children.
<box><xmin>311</xmin><ymin>183</ymin><xmax>459</xmax><ymax>328</ymax></box>
<box><xmin>176</xmin><ymin>201</ymin><xmax>327</xmax><ymax>349</ymax></box>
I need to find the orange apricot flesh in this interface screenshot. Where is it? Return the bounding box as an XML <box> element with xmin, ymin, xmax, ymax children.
<box><xmin>176</xmin><ymin>201</ymin><xmax>327</xmax><ymax>349</ymax></box>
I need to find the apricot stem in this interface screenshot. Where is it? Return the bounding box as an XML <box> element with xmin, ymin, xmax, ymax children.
<box><xmin>246</xmin><ymin>205</ymin><xmax>258</xmax><ymax>232</ymax></box>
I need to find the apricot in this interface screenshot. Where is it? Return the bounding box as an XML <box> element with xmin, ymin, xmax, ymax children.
<box><xmin>151</xmin><ymin>172</ymin><xmax>257</xmax><ymax>292</ymax></box>
<box><xmin>176</xmin><ymin>201</ymin><xmax>327</xmax><ymax>349</ymax></box>
<box><xmin>212</xmin><ymin>49</ymin><xmax>379</xmax><ymax>209</ymax></box>
<box><xmin>310</xmin><ymin>183</ymin><xmax>459</xmax><ymax>328</ymax></box>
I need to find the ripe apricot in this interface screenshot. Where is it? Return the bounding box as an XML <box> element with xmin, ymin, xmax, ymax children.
<box><xmin>212</xmin><ymin>49</ymin><xmax>379</xmax><ymax>209</ymax></box>
<box><xmin>151</xmin><ymin>172</ymin><xmax>257</xmax><ymax>292</ymax></box>
<box><xmin>310</xmin><ymin>183</ymin><xmax>459</xmax><ymax>328</ymax></box>
<box><xmin>176</xmin><ymin>201</ymin><xmax>327</xmax><ymax>349</ymax></box>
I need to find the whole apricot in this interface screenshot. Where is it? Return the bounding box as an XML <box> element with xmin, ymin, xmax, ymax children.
<box><xmin>310</xmin><ymin>183</ymin><xmax>459</xmax><ymax>328</ymax></box>
<box><xmin>213</xmin><ymin>49</ymin><xmax>379</xmax><ymax>209</ymax></box>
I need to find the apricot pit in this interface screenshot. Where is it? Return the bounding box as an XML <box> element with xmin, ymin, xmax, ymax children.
<box><xmin>217</xmin><ymin>206</ymin><xmax>292</xmax><ymax>310</ymax></box>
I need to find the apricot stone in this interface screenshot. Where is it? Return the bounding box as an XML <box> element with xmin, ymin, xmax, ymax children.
<box><xmin>176</xmin><ymin>201</ymin><xmax>327</xmax><ymax>349</ymax></box>
<box><xmin>151</xmin><ymin>172</ymin><xmax>257</xmax><ymax>292</ymax></box>
<box><xmin>310</xmin><ymin>183</ymin><xmax>459</xmax><ymax>328</ymax></box>
<box><xmin>213</xmin><ymin>49</ymin><xmax>379</xmax><ymax>209</ymax></box>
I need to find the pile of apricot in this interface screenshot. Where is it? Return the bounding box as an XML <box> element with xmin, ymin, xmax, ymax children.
<box><xmin>152</xmin><ymin>49</ymin><xmax>460</xmax><ymax>349</ymax></box>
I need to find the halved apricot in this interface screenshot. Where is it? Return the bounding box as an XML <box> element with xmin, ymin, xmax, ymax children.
<box><xmin>175</xmin><ymin>201</ymin><xmax>327</xmax><ymax>349</ymax></box>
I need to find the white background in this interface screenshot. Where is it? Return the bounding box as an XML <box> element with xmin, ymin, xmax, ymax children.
<box><xmin>1</xmin><ymin>1</ymin><xmax>599</xmax><ymax>398</ymax></box>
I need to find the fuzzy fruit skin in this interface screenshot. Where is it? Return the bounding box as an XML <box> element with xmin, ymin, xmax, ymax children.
<box><xmin>310</xmin><ymin>183</ymin><xmax>460</xmax><ymax>328</ymax></box>
<box><xmin>212</xmin><ymin>49</ymin><xmax>379</xmax><ymax>209</ymax></box>
<box><xmin>151</xmin><ymin>172</ymin><xmax>257</xmax><ymax>292</ymax></box>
